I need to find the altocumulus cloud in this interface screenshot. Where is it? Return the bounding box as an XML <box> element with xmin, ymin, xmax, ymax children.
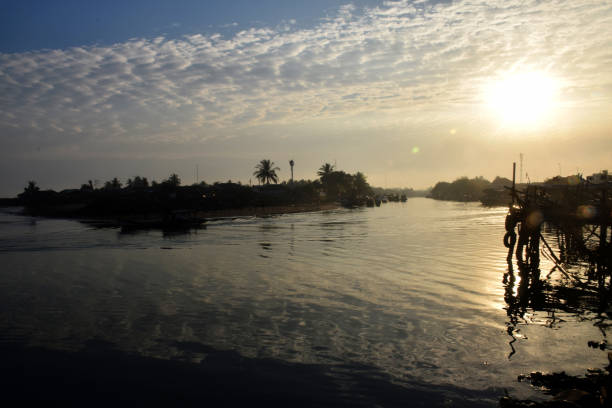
<box><xmin>0</xmin><ymin>0</ymin><xmax>611</xmax><ymax>159</ymax></box>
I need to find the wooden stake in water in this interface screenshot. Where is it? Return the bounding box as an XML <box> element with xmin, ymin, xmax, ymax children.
<box><xmin>512</xmin><ymin>162</ymin><xmax>516</xmax><ymax>205</ymax></box>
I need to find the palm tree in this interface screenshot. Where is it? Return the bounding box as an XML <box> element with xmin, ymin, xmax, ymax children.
<box><xmin>289</xmin><ymin>159</ymin><xmax>295</xmax><ymax>183</ymax></box>
<box><xmin>317</xmin><ymin>163</ymin><xmax>335</xmax><ymax>181</ymax></box>
<box><xmin>253</xmin><ymin>159</ymin><xmax>280</xmax><ymax>185</ymax></box>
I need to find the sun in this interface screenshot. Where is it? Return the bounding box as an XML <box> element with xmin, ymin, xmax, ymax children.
<box><xmin>483</xmin><ymin>71</ymin><xmax>560</xmax><ymax>129</ymax></box>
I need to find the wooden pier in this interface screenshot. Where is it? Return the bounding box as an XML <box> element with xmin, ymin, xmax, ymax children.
<box><xmin>504</xmin><ymin>164</ymin><xmax>611</xmax><ymax>290</ymax></box>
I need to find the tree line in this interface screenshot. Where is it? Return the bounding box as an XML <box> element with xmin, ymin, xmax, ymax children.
<box><xmin>16</xmin><ymin>160</ymin><xmax>375</xmax><ymax>216</ymax></box>
<box><xmin>428</xmin><ymin>176</ymin><xmax>512</xmax><ymax>202</ymax></box>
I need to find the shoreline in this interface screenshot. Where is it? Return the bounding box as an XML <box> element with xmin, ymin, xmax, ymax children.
<box><xmin>194</xmin><ymin>202</ymin><xmax>341</xmax><ymax>219</ymax></box>
<box><xmin>1</xmin><ymin>202</ymin><xmax>343</xmax><ymax>228</ymax></box>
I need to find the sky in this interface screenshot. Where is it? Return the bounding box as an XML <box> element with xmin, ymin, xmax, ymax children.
<box><xmin>1</xmin><ymin>0</ymin><xmax>611</xmax><ymax>195</ymax></box>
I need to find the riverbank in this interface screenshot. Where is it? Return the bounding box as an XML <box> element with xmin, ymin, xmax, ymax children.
<box><xmin>20</xmin><ymin>203</ymin><xmax>342</xmax><ymax>230</ymax></box>
<box><xmin>10</xmin><ymin>180</ymin><xmax>355</xmax><ymax>226</ymax></box>
<box><xmin>195</xmin><ymin>202</ymin><xmax>340</xmax><ymax>219</ymax></box>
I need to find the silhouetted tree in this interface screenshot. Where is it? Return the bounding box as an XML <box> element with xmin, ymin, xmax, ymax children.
<box><xmin>24</xmin><ymin>180</ymin><xmax>40</xmax><ymax>194</ymax></box>
<box><xmin>317</xmin><ymin>163</ymin><xmax>335</xmax><ymax>182</ymax></box>
<box><xmin>104</xmin><ymin>177</ymin><xmax>122</xmax><ymax>190</ymax></box>
<box><xmin>491</xmin><ymin>176</ymin><xmax>512</xmax><ymax>187</ymax></box>
<box><xmin>429</xmin><ymin>176</ymin><xmax>491</xmax><ymax>201</ymax></box>
<box><xmin>353</xmin><ymin>172</ymin><xmax>370</xmax><ymax>196</ymax></box>
<box><xmin>253</xmin><ymin>159</ymin><xmax>280</xmax><ymax>185</ymax></box>
<box><xmin>322</xmin><ymin>171</ymin><xmax>344</xmax><ymax>199</ymax></box>
<box><xmin>80</xmin><ymin>180</ymin><xmax>94</xmax><ymax>191</ymax></box>
<box><xmin>317</xmin><ymin>163</ymin><xmax>337</xmax><ymax>198</ymax></box>
<box><xmin>126</xmin><ymin>176</ymin><xmax>149</xmax><ymax>189</ymax></box>
<box><xmin>164</xmin><ymin>173</ymin><xmax>181</xmax><ymax>187</ymax></box>
<box><xmin>18</xmin><ymin>180</ymin><xmax>43</xmax><ymax>206</ymax></box>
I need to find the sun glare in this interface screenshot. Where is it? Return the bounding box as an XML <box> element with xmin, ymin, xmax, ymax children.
<box><xmin>484</xmin><ymin>71</ymin><xmax>559</xmax><ymax>129</ymax></box>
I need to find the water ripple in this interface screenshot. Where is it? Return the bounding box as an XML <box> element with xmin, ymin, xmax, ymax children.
<box><xmin>0</xmin><ymin>199</ymin><xmax>606</xmax><ymax>403</ymax></box>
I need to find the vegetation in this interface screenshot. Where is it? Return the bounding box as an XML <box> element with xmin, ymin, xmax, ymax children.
<box><xmin>317</xmin><ymin>163</ymin><xmax>335</xmax><ymax>179</ymax></box>
<box><xmin>428</xmin><ymin>176</ymin><xmax>513</xmax><ymax>203</ymax></box>
<box><xmin>9</xmin><ymin>167</ymin><xmax>527</xmax><ymax>218</ymax></box>
<box><xmin>253</xmin><ymin>160</ymin><xmax>280</xmax><ymax>185</ymax></box>
<box><xmin>543</xmin><ymin>174</ymin><xmax>582</xmax><ymax>185</ymax></box>
<box><xmin>104</xmin><ymin>177</ymin><xmax>122</xmax><ymax>190</ymax></box>
<box><xmin>23</xmin><ymin>181</ymin><xmax>40</xmax><ymax>195</ymax></box>
<box><xmin>165</xmin><ymin>173</ymin><xmax>181</xmax><ymax>187</ymax></box>
<box><xmin>11</xmin><ymin>160</ymin><xmax>379</xmax><ymax>221</ymax></box>
<box><xmin>316</xmin><ymin>165</ymin><xmax>374</xmax><ymax>206</ymax></box>
<box><xmin>80</xmin><ymin>180</ymin><xmax>94</xmax><ymax>191</ymax></box>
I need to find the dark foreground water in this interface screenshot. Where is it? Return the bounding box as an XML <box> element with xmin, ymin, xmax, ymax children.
<box><xmin>0</xmin><ymin>198</ymin><xmax>608</xmax><ymax>406</ymax></box>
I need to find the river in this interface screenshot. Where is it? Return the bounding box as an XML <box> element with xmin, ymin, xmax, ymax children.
<box><xmin>0</xmin><ymin>198</ymin><xmax>608</xmax><ymax>406</ymax></box>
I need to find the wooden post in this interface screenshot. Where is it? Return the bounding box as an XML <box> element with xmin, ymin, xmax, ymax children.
<box><xmin>601</xmin><ymin>188</ymin><xmax>608</xmax><ymax>251</ymax></box>
<box><xmin>512</xmin><ymin>162</ymin><xmax>516</xmax><ymax>204</ymax></box>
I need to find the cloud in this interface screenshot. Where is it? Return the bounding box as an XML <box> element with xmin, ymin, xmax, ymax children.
<box><xmin>0</xmin><ymin>0</ymin><xmax>611</xmax><ymax>160</ymax></box>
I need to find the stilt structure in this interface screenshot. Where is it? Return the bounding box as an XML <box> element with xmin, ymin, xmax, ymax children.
<box><xmin>503</xmin><ymin>166</ymin><xmax>612</xmax><ymax>293</ymax></box>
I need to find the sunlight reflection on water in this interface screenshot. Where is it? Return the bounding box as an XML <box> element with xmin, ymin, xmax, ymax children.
<box><xmin>0</xmin><ymin>199</ymin><xmax>609</xmax><ymax>403</ymax></box>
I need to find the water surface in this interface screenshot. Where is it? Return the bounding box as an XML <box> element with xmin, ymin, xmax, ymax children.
<box><xmin>0</xmin><ymin>198</ymin><xmax>608</xmax><ymax>405</ymax></box>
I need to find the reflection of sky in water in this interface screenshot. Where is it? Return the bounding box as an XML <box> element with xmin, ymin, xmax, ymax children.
<box><xmin>0</xmin><ymin>199</ymin><xmax>608</xmax><ymax>401</ymax></box>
